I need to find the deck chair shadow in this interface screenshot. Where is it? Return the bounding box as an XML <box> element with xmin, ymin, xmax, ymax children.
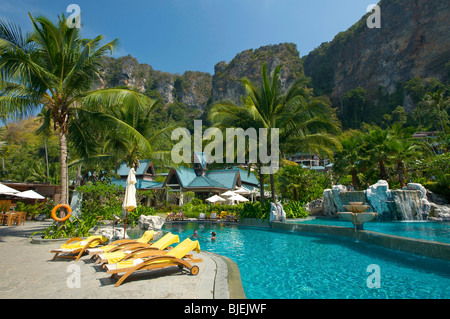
<box><xmin>105</xmin><ymin>238</ymin><xmax>203</xmax><ymax>287</ymax></box>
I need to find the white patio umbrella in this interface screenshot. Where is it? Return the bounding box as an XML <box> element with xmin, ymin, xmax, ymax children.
<box><xmin>14</xmin><ymin>190</ymin><xmax>45</xmax><ymax>200</ymax></box>
<box><xmin>122</xmin><ymin>167</ymin><xmax>137</xmax><ymax>238</ymax></box>
<box><xmin>0</xmin><ymin>183</ymin><xmax>19</xmax><ymax>195</ymax></box>
<box><xmin>234</xmin><ymin>186</ymin><xmax>251</xmax><ymax>195</ymax></box>
<box><xmin>206</xmin><ymin>194</ymin><xmax>226</xmax><ymax>203</ymax></box>
<box><xmin>221</xmin><ymin>190</ymin><xmax>236</xmax><ymax>197</ymax></box>
<box><xmin>229</xmin><ymin>193</ymin><xmax>249</xmax><ymax>204</ymax></box>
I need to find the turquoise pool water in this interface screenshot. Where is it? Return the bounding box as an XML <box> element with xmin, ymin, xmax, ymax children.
<box><xmin>160</xmin><ymin>222</ymin><xmax>450</xmax><ymax>299</ymax></box>
<box><xmin>289</xmin><ymin>219</ymin><xmax>450</xmax><ymax>243</ymax></box>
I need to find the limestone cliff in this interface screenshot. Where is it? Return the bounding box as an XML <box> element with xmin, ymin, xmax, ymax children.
<box><xmin>95</xmin><ymin>55</ymin><xmax>212</xmax><ymax>110</ymax></box>
<box><xmin>211</xmin><ymin>43</ymin><xmax>304</xmax><ymax>104</ymax></box>
<box><xmin>303</xmin><ymin>0</ymin><xmax>450</xmax><ymax>103</ymax></box>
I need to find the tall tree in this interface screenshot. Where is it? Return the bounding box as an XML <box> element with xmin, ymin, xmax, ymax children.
<box><xmin>333</xmin><ymin>130</ymin><xmax>365</xmax><ymax>190</ymax></box>
<box><xmin>0</xmin><ymin>14</ymin><xmax>155</xmax><ymax>211</ymax></box>
<box><xmin>209</xmin><ymin>63</ymin><xmax>340</xmax><ymax>202</ymax></box>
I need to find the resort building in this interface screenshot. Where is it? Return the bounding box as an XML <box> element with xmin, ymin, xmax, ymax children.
<box><xmin>110</xmin><ymin>160</ymin><xmax>164</xmax><ymax>190</ymax></box>
<box><xmin>111</xmin><ymin>153</ymin><xmax>260</xmax><ymax>205</ymax></box>
<box><xmin>286</xmin><ymin>153</ymin><xmax>333</xmax><ymax>172</ymax></box>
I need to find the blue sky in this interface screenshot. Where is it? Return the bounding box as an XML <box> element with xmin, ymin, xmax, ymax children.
<box><xmin>0</xmin><ymin>0</ymin><xmax>377</xmax><ymax>74</ymax></box>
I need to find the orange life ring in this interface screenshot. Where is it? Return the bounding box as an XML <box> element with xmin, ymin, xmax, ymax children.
<box><xmin>51</xmin><ymin>204</ymin><xmax>72</xmax><ymax>222</ymax></box>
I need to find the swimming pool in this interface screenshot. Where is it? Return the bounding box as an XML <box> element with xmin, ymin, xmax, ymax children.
<box><xmin>161</xmin><ymin>222</ymin><xmax>450</xmax><ymax>299</ymax></box>
<box><xmin>289</xmin><ymin>219</ymin><xmax>450</xmax><ymax>243</ymax></box>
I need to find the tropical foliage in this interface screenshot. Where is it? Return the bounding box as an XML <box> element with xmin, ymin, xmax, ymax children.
<box><xmin>209</xmin><ymin>63</ymin><xmax>340</xmax><ymax>202</ymax></box>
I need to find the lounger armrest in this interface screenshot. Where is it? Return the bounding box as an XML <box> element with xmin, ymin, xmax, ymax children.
<box><xmin>120</xmin><ymin>248</ymin><xmax>164</xmax><ymax>261</ymax></box>
<box><xmin>65</xmin><ymin>237</ymin><xmax>83</xmax><ymax>244</ymax></box>
<box><xmin>110</xmin><ymin>239</ymin><xmax>135</xmax><ymax>245</ymax></box>
<box><xmin>109</xmin><ymin>242</ymin><xmax>148</xmax><ymax>252</ymax></box>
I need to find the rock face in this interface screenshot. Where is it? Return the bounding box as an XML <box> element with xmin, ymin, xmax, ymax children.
<box><xmin>138</xmin><ymin>215</ymin><xmax>165</xmax><ymax>230</ymax></box>
<box><xmin>303</xmin><ymin>0</ymin><xmax>450</xmax><ymax>102</ymax></box>
<box><xmin>97</xmin><ymin>227</ymin><xmax>129</xmax><ymax>240</ymax></box>
<box><xmin>95</xmin><ymin>43</ymin><xmax>304</xmax><ymax>112</ymax></box>
<box><xmin>270</xmin><ymin>202</ymin><xmax>287</xmax><ymax>222</ymax></box>
<box><xmin>320</xmin><ymin>180</ymin><xmax>450</xmax><ymax>221</ymax></box>
<box><xmin>323</xmin><ymin>185</ymin><xmax>347</xmax><ymax>216</ymax></box>
<box><xmin>211</xmin><ymin>43</ymin><xmax>304</xmax><ymax>104</ymax></box>
<box><xmin>95</xmin><ymin>55</ymin><xmax>212</xmax><ymax>111</ymax></box>
<box><xmin>365</xmin><ymin>180</ymin><xmax>393</xmax><ymax>220</ymax></box>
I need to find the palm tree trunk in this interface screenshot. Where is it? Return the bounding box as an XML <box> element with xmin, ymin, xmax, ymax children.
<box><xmin>398</xmin><ymin>161</ymin><xmax>406</xmax><ymax>188</ymax></box>
<box><xmin>270</xmin><ymin>173</ymin><xmax>276</xmax><ymax>202</ymax></box>
<box><xmin>59</xmin><ymin>130</ymin><xmax>69</xmax><ymax>206</ymax></box>
<box><xmin>379</xmin><ymin>160</ymin><xmax>388</xmax><ymax>180</ymax></box>
<box><xmin>351</xmin><ymin>168</ymin><xmax>359</xmax><ymax>190</ymax></box>
<box><xmin>258</xmin><ymin>165</ymin><xmax>265</xmax><ymax>204</ymax></box>
<box><xmin>44</xmin><ymin>138</ymin><xmax>50</xmax><ymax>183</ymax></box>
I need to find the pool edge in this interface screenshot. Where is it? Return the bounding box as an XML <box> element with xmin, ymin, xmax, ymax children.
<box><xmin>204</xmin><ymin>251</ymin><xmax>247</xmax><ymax>299</ymax></box>
<box><xmin>272</xmin><ymin>222</ymin><xmax>450</xmax><ymax>262</ymax></box>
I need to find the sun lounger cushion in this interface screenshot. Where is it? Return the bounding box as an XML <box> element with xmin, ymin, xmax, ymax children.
<box><xmin>115</xmin><ymin>238</ymin><xmax>200</xmax><ymax>269</ymax></box>
<box><xmin>60</xmin><ymin>236</ymin><xmax>107</xmax><ymax>249</ymax></box>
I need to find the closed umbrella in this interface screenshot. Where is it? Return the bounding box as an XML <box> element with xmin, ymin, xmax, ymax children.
<box><xmin>122</xmin><ymin>167</ymin><xmax>137</xmax><ymax>238</ymax></box>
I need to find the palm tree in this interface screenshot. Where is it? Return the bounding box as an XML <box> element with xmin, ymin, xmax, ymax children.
<box><xmin>387</xmin><ymin>124</ymin><xmax>430</xmax><ymax>188</ymax></box>
<box><xmin>387</xmin><ymin>137</ymin><xmax>422</xmax><ymax>188</ymax></box>
<box><xmin>209</xmin><ymin>63</ymin><xmax>340</xmax><ymax>202</ymax></box>
<box><xmin>361</xmin><ymin>127</ymin><xmax>391</xmax><ymax>181</ymax></box>
<box><xmin>0</xmin><ymin>14</ymin><xmax>155</xmax><ymax>210</ymax></box>
<box><xmin>333</xmin><ymin>130</ymin><xmax>365</xmax><ymax>190</ymax></box>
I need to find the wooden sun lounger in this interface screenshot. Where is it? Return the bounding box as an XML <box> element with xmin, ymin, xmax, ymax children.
<box><xmin>105</xmin><ymin>238</ymin><xmax>203</xmax><ymax>287</ymax></box>
<box><xmin>51</xmin><ymin>236</ymin><xmax>107</xmax><ymax>262</ymax></box>
<box><xmin>106</xmin><ymin>253</ymin><xmax>203</xmax><ymax>287</ymax></box>
<box><xmin>95</xmin><ymin>233</ymin><xmax>180</xmax><ymax>265</ymax></box>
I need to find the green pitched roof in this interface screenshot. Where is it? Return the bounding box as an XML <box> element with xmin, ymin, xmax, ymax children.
<box><xmin>172</xmin><ymin>167</ymin><xmax>240</xmax><ymax>189</ymax></box>
<box><xmin>111</xmin><ymin>178</ymin><xmax>163</xmax><ymax>190</ymax></box>
<box><xmin>116</xmin><ymin>160</ymin><xmax>152</xmax><ymax>176</ymax></box>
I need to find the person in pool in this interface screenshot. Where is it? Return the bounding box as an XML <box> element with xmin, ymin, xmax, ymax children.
<box><xmin>192</xmin><ymin>230</ymin><xmax>201</xmax><ymax>238</ymax></box>
<box><xmin>211</xmin><ymin>231</ymin><xmax>216</xmax><ymax>241</ymax></box>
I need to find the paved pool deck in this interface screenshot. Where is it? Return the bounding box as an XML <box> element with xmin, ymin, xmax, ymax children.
<box><xmin>0</xmin><ymin>221</ymin><xmax>245</xmax><ymax>299</ymax></box>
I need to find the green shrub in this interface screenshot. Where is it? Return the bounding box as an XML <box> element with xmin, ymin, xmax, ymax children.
<box><xmin>239</xmin><ymin>201</ymin><xmax>271</xmax><ymax>220</ymax></box>
<box><xmin>15</xmin><ymin>201</ymin><xmax>41</xmax><ymax>220</ymax></box>
<box><xmin>283</xmin><ymin>201</ymin><xmax>309</xmax><ymax>219</ymax></box>
<box><xmin>76</xmin><ymin>182</ymin><xmax>125</xmax><ymax>220</ymax></box>
<box><xmin>33</xmin><ymin>215</ymin><xmax>101</xmax><ymax>239</ymax></box>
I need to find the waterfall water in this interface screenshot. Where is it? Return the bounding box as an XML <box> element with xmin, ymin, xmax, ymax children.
<box><xmin>392</xmin><ymin>190</ymin><xmax>423</xmax><ymax>221</ymax></box>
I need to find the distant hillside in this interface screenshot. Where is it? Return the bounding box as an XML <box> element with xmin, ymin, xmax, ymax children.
<box><xmin>95</xmin><ymin>0</ymin><xmax>449</xmax><ymax>124</ymax></box>
<box><xmin>94</xmin><ymin>43</ymin><xmax>304</xmax><ymax>110</ymax></box>
<box><xmin>94</xmin><ymin>55</ymin><xmax>212</xmax><ymax>111</ymax></box>
<box><xmin>211</xmin><ymin>43</ymin><xmax>304</xmax><ymax>104</ymax></box>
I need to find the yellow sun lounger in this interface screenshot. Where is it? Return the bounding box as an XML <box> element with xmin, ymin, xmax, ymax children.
<box><xmin>51</xmin><ymin>235</ymin><xmax>108</xmax><ymax>261</ymax></box>
<box><xmin>105</xmin><ymin>238</ymin><xmax>203</xmax><ymax>287</ymax></box>
<box><xmin>86</xmin><ymin>230</ymin><xmax>156</xmax><ymax>256</ymax></box>
<box><xmin>97</xmin><ymin>232</ymin><xmax>180</xmax><ymax>265</ymax></box>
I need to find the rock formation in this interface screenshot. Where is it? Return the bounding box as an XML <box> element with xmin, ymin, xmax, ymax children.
<box><xmin>303</xmin><ymin>0</ymin><xmax>450</xmax><ymax>103</ymax></box>
<box><xmin>138</xmin><ymin>215</ymin><xmax>165</xmax><ymax>230</ymax></box>
<box><xmin>319</xmin><ymin>180</ymin><xmax>450</xmax><ymax>221</ymax></box>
